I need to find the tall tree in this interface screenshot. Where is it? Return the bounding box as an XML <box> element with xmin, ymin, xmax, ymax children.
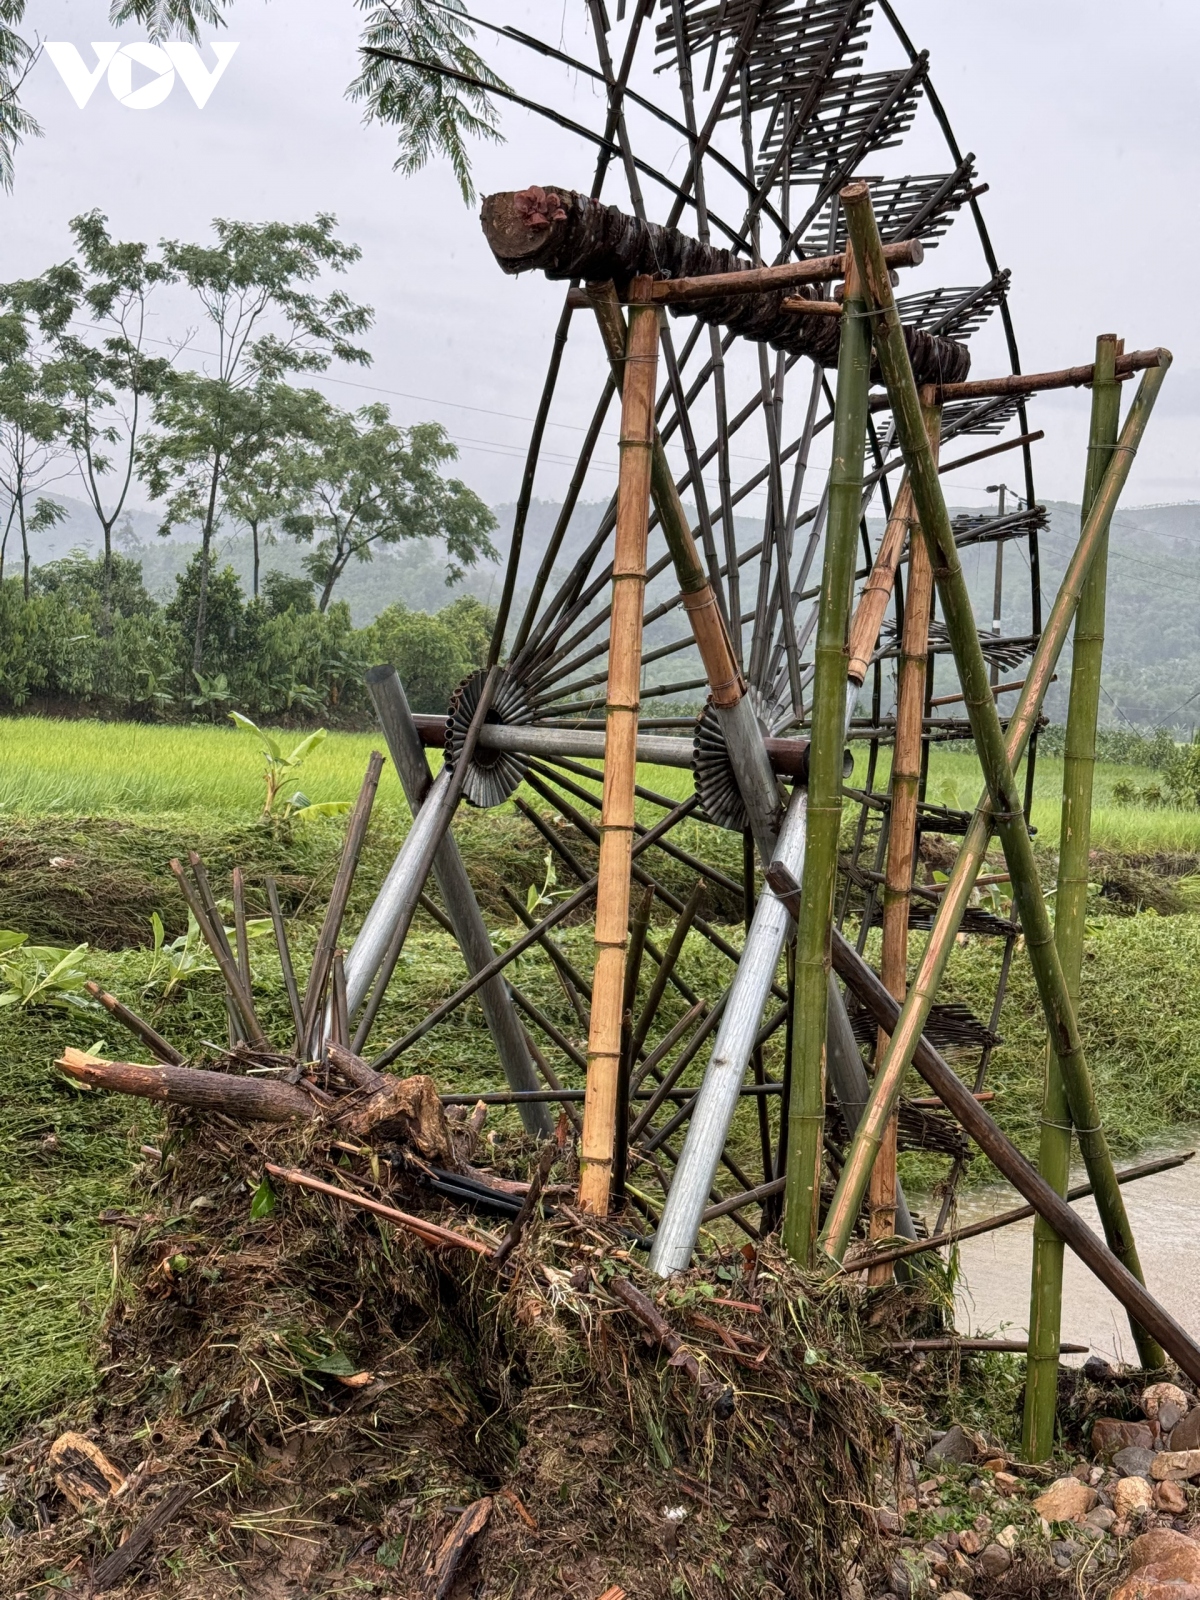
<box><xmin>282</xmin><ymin>401</ymin><xmax>496</xmax><ymax>612</ymax></box>
<box><xmin>1</xmin><ymin>4</ymin><xmax>503</xmax><ymax>201</ymax></box>
<box><xmin>4</xmin><ymin>212</ymin><xmax>177</xmax><ymax>614</ymax></box>
<box><xmin>0</xmin><ymin>310</ymin><xmax>69</xmax><ymax>596</ymax></box>
<box><xmin>140</xmin><ymin>216</ymin><xmax>371</xmax><ymax>673</ymax></box>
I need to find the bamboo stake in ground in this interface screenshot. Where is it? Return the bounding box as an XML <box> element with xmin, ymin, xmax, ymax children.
<box><xmin>579</xmin><ymin>274</ymin><xmax>659</xmax><ymax>1214</ymax></box>
<box><xmin>834</xmin><ymin>181</ymin><xmax>1165</xmax><ymax>1370</ymax></box>
<box><xmin>868</xmin><ymin>402</ymin><xmax>940</xmax><ymax>1281</ymax></box>
<box><xmin>780</xmin><ymin>242</ymin><xmax>871</xmax><ymax>1266</ymax></box>
<box><xmin>1023</xmin><ymin>334</ymin><xmax>1122</xmax><ymax>1457</ymax></box>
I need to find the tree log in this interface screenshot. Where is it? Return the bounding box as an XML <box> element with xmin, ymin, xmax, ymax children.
<box><xmin>58</xmin><ymin>1048</ymin><xmax>318</xmax><ymax>1123</ymax></box>
<box><xmin>480</xmin><ymin>186</ymin><xmax>969</xmax><ymax>386</ymax></box>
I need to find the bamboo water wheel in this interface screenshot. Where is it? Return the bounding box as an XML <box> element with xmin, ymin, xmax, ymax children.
<box><xmin>353</xmin><ymin>0</ymin><xmax>1046</xmax><ymax>1251</ymax></box>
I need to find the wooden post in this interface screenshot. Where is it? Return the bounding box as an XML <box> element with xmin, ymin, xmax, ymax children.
<box><xmin>1023</xmin><ymin>334</ymin><xmax>1122</xmax><ymax>1457</ymax></box>
<box><xmin>835</xmin><ymin>182</ymin><xmax>1165</xmax><ymax>1371</ymax></box>
<box><xmin>780</xmin><ymin>242</ymin><xmax>871</xmax><ymax>1266</ymax></box>
<box><xmin>579</xmin><ymin>275</ymin><xmax>659</xmax><ymax>1214</ymax></box>
<box><xmin>867</xmin><ymin>401</ymin><xmax>940</xmax><ymax>1280</ymax></box>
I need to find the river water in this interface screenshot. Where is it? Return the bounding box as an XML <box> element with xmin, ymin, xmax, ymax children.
<box><xmin>917</xmin><ymin>1136</ymin><xmax>1200</xmax><ymax>1365</ymax></box>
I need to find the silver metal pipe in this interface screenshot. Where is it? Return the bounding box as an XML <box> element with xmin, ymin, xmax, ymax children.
<box><xmin>341</xmin><ymin>764</ymin><xmax>457</xmax><ymax>1017</ymax></box>
<box><xmin>649</xmin><ymin>785</ymin><xmax>808</xmax><ymax>1276</ymax></box>
<box><xmin>473</xmin><ymin>723</ymin><xmax>696</xmax><ymax>768</ymax></box>
<box><xmin>366</xmin><ymin>666</ymin><xmax>551</xmax><ymax>1137</ymax></box>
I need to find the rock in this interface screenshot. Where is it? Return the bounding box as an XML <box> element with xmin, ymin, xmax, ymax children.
<box><xmin>1143</xmin><ymin>1384</ymin><xmax>1191</xmax><ymax>1423</ymax></box>
<box><xmin>925</xmin><ymin>1424</ymin><xmax>977</xmax><ymax>1467</ymax></box>
<box><xmin>1153</xmin><ymin>1452</ymin><xmax>1200</xmax><ymax>1483</ymax></box>
<box><xmin>1129</xmin><ymin>1531</ymin><xmax>1200</xmax><ymax>1574</ymax></box>
<box><xmin>1052</xmin><ymin>1538</ymin><xmax>1084</xmax><ymax>1568</ymax></box>
<box><xmin>874</xmin><ymin>1507</ymin><xmax>902</xmax><ymax>1535</ymax></box>
<box><xmin>1085</xmin><ymin>1354</ymin><xmax>1122</xmax><ymax>1381</ymax></box>
<box><xmin>957</xmin><ymin>1528</ymin><xmax>981</xmax><ymax>1555</ymax></box>
<box><xmin>1171</xmin><ymin>1410</ymin><xmax>1200</xmax><ymax>1454</ymax></box>
<box><xmin>1033</xmin><ymin>1477</ymin><xmax>1098</xmax><ymax>1523</ymax></box>
<box><xmin>1132</xmin><ymin>1532</ymin><xmax>1190</xmax><ymax>1565</ymax></box>
<box><xmin>972</xmin><ymin>1512</ymin><xmax>992</xmax><ymax>1535</ymax></box>
<box><xmin>1094</xmin><ymin>1418</ymin><xmax>1161</xmax><ymax>1459</ymax></box>
<box><xmin>1155</xmin><ymin>1482</ymin><xmax>1189</xmax><ymax>1514</ymax></box>
<box><xmin>1110</xmin><ymin>1575</ymin><xmax>1200</xmax><ymax>1600</ymax></box>
<box><xmin>1160</xmin><ymin>1402</ymin><xmax>1188</xmax><ymax>1434</ymax></box>
<box><xmin>1115</xmin><ymin>1477</ymin><xmax>1156</xmax><ymax>1520</ymax></box>
<box><xmin>942</xmin><ymin>1592</ymin><xmax>973</xmax><ymax>1600</ymax></box>
<box><xmin>978</xmin><ymin>1542</ymin><xmax>1013</xmax><ymax>1578</ymax></box>
<box><xmin>1086</xmin><ymin>1506</ymin><xmax>1117</xmax><ymax>1532</ymax></box>
<box><xmin>996</xmin><ymin>1524</ymin><xmax>1019</xmax><ymax>1549</ymax></box>
<box><xmin>1116</xmin><ymin>1447</ymin><xmax>1160</xmax><ymax>1479</ymax></box>
<box><xmin>993</xmin><ymin>1470</ymin><xmax>1020</xmax><ymax>1493</ymax></box>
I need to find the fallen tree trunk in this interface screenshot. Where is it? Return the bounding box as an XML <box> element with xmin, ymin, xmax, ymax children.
<box><xmin>58</xmin><ymin>1048</ymin><xmax>319</xmax><ymax>1123</ymax></box>
<box><xmin>480</xmin><ymin>186</ymin><xmax>970</xmax><ymax>386</ymax></box>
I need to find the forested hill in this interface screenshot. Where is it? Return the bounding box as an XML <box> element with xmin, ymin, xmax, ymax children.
<box><xmin>22</xmin><ymin>494</ymin><xmax>1200</xmax><ymax>731</ymax></box>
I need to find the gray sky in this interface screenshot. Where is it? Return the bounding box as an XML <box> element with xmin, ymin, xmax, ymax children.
<box><xmin>10</xmin><ymin>1</ymin><xmax>1199</xmax><ymax>520</ymax></box>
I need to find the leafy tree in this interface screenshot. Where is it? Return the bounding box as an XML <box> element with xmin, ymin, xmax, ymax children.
<box><xmin>0</xmin><ymin>309</ymin><xmax>70</xmax><ymax>596</ymax></box>
<box><xmin>164</xmin><ymin>550</ymin><xmax>248</xmax><ymax>684</ymax></box>
<box><xmin>3</xmin><ymin>211</ymin><xmax>177</xmax><ymax>611</ymax></box>
<box><xmin>282</xmin><ymin>401</ymin><xmax>496</xmax><ymax>612</ymax></box>
<box><xmin>366</xmin><ymin>601</ymin><xmax>472</xmax><ymax>714</ymax></box>
<box><xmin>139</xmin><ymin>214</ymin><xmax>371</xmax><ymax>674</ymax></box>
<box><xmin>1</xmin><ymin>4</ymin><xmax>504</xmax><ymax>203</ymax></box>
<box><xmin>261</xmin><ymin>569</ymin><xmax>316</xmax><ymax>616</ymax></box>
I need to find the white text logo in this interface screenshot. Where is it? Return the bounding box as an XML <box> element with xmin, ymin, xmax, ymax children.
<box><xmin>44</xmin><ymin>42</ymin><xmax>239</xmax><ymax>111</ymax></box>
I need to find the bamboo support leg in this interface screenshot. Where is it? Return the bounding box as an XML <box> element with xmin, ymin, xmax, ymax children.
<box><xmin>780</xmin><ymin>244</ymin><xmax>871</xmax><ymax>1268</ymax></box>
<box><xmin>833</xmin><ymin>184</ymin><xmax>1165</xmax><ymax>1370</ymax></box>
<box><xmin>1023</xmin><ymin>334</ymin><xmax>1122</xmax><ymax>1457</ymax></box>
<box><xmin>868</xmin><ymin>405</ymin><xmax>940</xmax><ymax>1281</ymax></box>
<box><xmin>579</xmin><ymin>276</ymin><xmax>659</xmax><ymax>1215</ymax></box>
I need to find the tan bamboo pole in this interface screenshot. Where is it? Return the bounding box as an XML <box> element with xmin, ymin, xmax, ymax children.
<box><xmin>579</xmin><ymin>273</ymin><xmax>659</xmax><ymax>1214</ymax></box>
<box><xmin>846</xmin><ymin>474</ymin><xmax>918</xmax><ymax>687</ymax></box>
<box><xmin>867</xmin><ymin>400</ymin><xmax>940</xmax><ymax>1280</ymax></box>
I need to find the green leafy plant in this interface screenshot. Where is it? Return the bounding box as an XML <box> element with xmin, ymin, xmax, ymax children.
<box><xmin>228</xmin><ymin>710</ymin><xmax>330</xmax><ymax>816</ymax></box>
<box><xmin>524</xmin><ymin>850</ymin><xmax>560</xmax><ymax>916</ymax></box>
<box><xmin>0</xmin><ymin>931</ymin><xmax>91</xmax><ymax>1012</ymax></box>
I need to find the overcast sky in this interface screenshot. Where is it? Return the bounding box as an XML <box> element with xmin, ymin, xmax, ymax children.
<box><xmin>9</xmin><ymin>1</ymin><xmax>1199</xmax><ymax>521</ymax></box>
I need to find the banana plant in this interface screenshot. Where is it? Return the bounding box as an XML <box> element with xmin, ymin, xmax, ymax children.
<box><xmin>228</xmin><ymin>710</ymin><xmax>331</xmax><ymax>816</ymax></box>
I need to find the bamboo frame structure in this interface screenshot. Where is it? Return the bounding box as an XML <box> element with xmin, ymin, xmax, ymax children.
<box><xmin>867</xmin><ymin>400</ymin><xmax>940</xmax><ymax>1279</ymax></box>
<box><xmin>1023</xmin><ymin>333</ymin><xmax>1122</xmax><ymax>1455</ymax></box>
<box><xmin>781</xmin><ymin>245</ymin><xmax>871</xmax><ymax>1266</ymax></box>
<box><xmin>829</xmin><ymin>183</ymin><xmax>1167</xmax><ymax>1369</ymax></box>
<box><xmin>579</xmin><ymin>275</ymin><xmax>659</xmax><ymax>1214</ymax></box>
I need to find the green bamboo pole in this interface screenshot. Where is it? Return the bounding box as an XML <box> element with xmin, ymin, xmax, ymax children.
<box><xmin>1023</xmin><ymin>335</ymin><xmax>1122</xmax><ymax>1455</ymax></box>
<box><xmin>831</xmin><ymin>182</ymin><xmax>1167</xmax><ymax>1370</ymax></box>
<box><xmin>781</xmin><ymin>253</ymin><xmax>871</xmax><ymax>1265</ymax></box>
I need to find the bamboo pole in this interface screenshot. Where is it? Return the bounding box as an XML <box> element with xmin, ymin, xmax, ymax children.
<box><xmin>821</xmin><ymin>358</ymin><xmax>1167</xmax><ymax>1264</ymax></box>
<box><xmin>614</xmin><ymin>883</ymin><xmax>655</xmax><ymax>1207</ymax></box>
<box><xmin>579</xmin><ymin>275</ymin><xmax>659</xmax><ymax>1215</ymax></box>
<box><xmin>265</xmin><ymin>877</ymin><xmax>304</xmax><ymax>1053</ymax></box>
<box><xmin>929</xmin><ymin>347</ymin><xmax>1166</xmax><ymax>403</ymax></box>
<box><xmin>780</xmin><ymin>239</ymin><xmax>871</xmax><ymax>1266</ymax></box>
<box><xmin>1023</xmin><ymin>334</ymin><xmax>1122</xmax><ymax>1457</ymax></box>
<box><xmin>868</xmin><ymin>400</ymin><xmax>940</xmax><ymax>1281</ymax></box>
<box><xmin>833</xmin><ymin>183</ymin><xmax>1166</xmax><ymax>1370</ymax></box>
<box><xmin>846</xmin><ymin>474</ymin><xmax>917</xmax><ymax>686</ymax></box>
